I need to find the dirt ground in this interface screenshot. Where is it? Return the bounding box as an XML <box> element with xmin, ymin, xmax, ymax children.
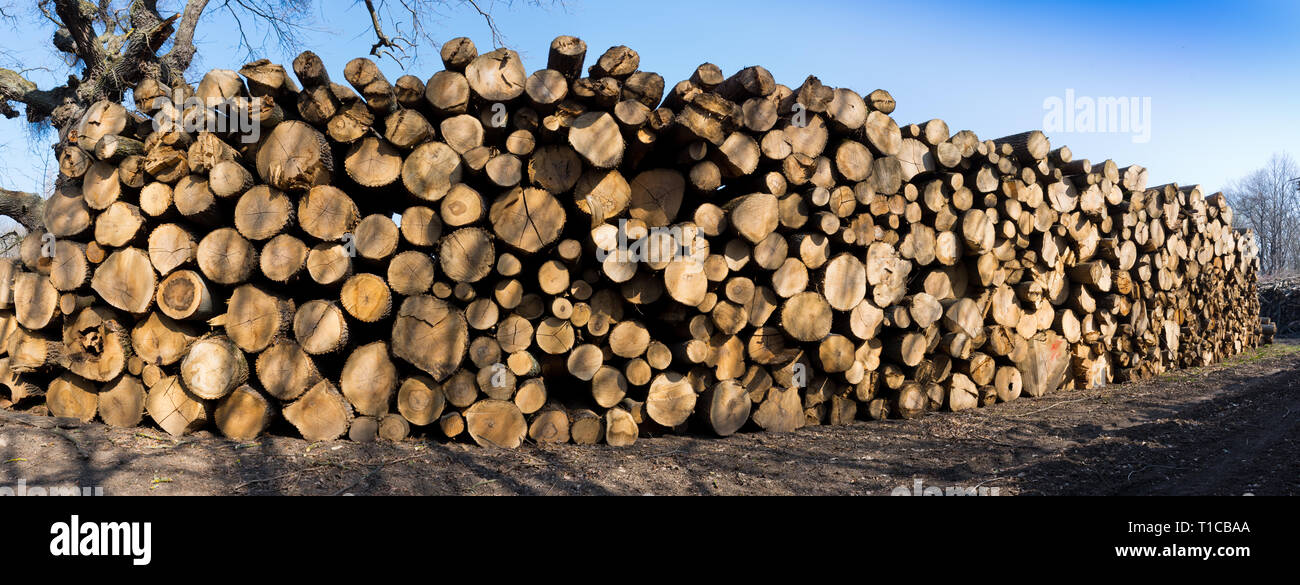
<box><xmin>2</xmin><ymin>340</ymin><xmax>1297</xmax><ymax>496</ymax></box>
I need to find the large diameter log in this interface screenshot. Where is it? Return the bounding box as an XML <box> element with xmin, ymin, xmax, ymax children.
<box><xmin>465</xmin><ymin>48</ymin><xmax>527</xmax><ymax>102</ymax></box>
<box><xmin>299</xmin><ymin>185</ymin><xmax>361</xmax><ymax>241</ymax></box>
<box><xmin>255</xmin><ymin>120</ymin><xmax>333</xmax><ymax>191</ymax></box>
<box><xmin>397</xmin><ymin>375</ymin><xmax>445</xmax><ymax>426</ymax></box>
<box><xmin>283</xmin><ymin>380</ymin><xmax>354</xmax><ymax>441</ymax></box>
<box><xmin>697</xmin><ymin>379</ymin><xmax>752</xmax><ymax>437</ymax></box>
<box><xmin>44</xmin><ymin>184</ymin><xmax>93</xmax><ymax>238</ymax></box>
<box><xmin>646</xmin><ymin>372</ymin><xmax>697</xmax><ymax>428</ymax></box>
<box><xmin>61</xmin><ymin>306</ymin><xmax>132</xmax><ymax>382</ymax></box>
<box><xmin>464</xmin><ymin>399</ymin><xmax>527</xmax><ymax>448</ymax></box>
<box><xmin>234</xmin><ymin>186</ymin><xmax>295</xmax><ymax>241</ymax></box>
<box><xmin>489</xmin><ymin>187</ymin><xmax>566</xmax><ymax>253</ymax></box>
<box><xmin>214</xmin><ymin>385</ymin><xmax>275</xmax><ymax>440</ymax></box>
<box><xmin>91</xmin><ymin>247</ymin><xmax>157</xmax><ymax>314</ymax></box>
<box><xmin>98</xmin><ymin>375</ymin><xmax>146</xmax><ymax>427</ymax></box>
<box><xmin>47</xmin><ymin>373</ymin><xmax>99</xmax><ymax>422</ymax></box>
<box><xmin>94</xmin><ymin>201</ymin><xmax>146</xmax><ymax>247</ymax></box>
<box><xmin>1012</xmin><ymin>331</ymin><xmax>1071</xmax><ymax>398</ymax></box>
<box><xmin>197</xmin><ymin>228</ymin><xmax>258</xmax><ymax>285</ymax></box>
<box><xmin>146</xmin><ymin>375</ymin><xmax>209</xmax><ymax>436</ymax></box>
<box><xmin>47</xmin><ymin>239</ymin><xmax>89</xmax><ymax>291</ymax></box>
<box><xmin>529</xmin><ymin>403</ymin><xmax>570</xmax><ymax>444</ymax></box>
<box><xmin>780</xmin><ymin>291</ymin><xmax>833</xmax><ymax>342</ymax></box>
<box><xmin>130</xmin><ymin>312</ymin><xmax>200</xmax><ymax>368</ymax></box>
<box><xmin>180</xmin><ymin>335</ymin><xmax>249</xmax><ymax>400</ymax></box>
<box><xmin>339</xmin><ymin>341</ymin><xmax>398</xmax><ymax>417</ymax></box>
<box><xmin>392</xmin><ymin>295</ymin><xmax>468</xmax><ymax>381</ymax></box>
<box><xmin>255</xmin><ymin>340</ymin><xmax>321</xmax><ymax>401</ymax></box>
<box><xmin>344</xmin><ymin>136</ymin><xmax>403</xmax><ymax>188</ymax></box>
<box><xmin>568</xmin><ymin>112</ymin><xmax>625</xmax><ymax>168</ymax></box>
<box><xmin>402</xmin><ymin>141</ymin><xmax>463</xmax><ymax>201</ymax></box>
<box><xmin>13</xmin><ymin>272</ymin><xmax>59</xmax><ymax>330</ymax></box>
<box><xmin>823</xmin><ymin>253</ymin><xmax>867</xmax><ymax>311</ymax></box>
<box><xmin>752</xmin><ymin>386</ymin><xmax>803</xmax><ymax>432</ymax></box>
<box><xmin>439</xmin><ymin>227</ymin><xmax>495</xmax><ymax>282</ymax></box>
<box><xmin>628</xmin><ymin>169</ymin><xmax>686</xmax><ymax>227</ymax></box>
<box><xmin>293</xmin><ymin>300</ymin><xmax>349</xmax><ymax>355</ymax></box>
<box><xmin>225</xmin><ymin>283</ymin><xmax>294</xmax><ymax>353</ymax></box>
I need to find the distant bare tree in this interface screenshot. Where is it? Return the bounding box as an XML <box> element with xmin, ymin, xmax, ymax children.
<box><xmin>0</xmin><ymin>0</ymin><xmax>549</xmax><ymax>231</ymax></box>
<box><xmin>1228</xmin><ymin>153</ymin><xmax>1300</xmax><ymax>276</ymax></box>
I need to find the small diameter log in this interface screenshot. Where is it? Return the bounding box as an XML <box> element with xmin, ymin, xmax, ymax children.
<box><xmin>354</xmin><ymin>214</ymin><xmax>400</xmax><ymax>261</ymax></box>
<box><xmin>209</xmin><ymin>160</ymin><xmax>254</xmax><ymax>199</ymax></box>
<box><xmin>349</xmin><ymin>417</ymin><xmax>379</xmax><ymax>442</ymax></box>
<box><xmin>260</xmin><ymin>234</ymin><xmax>309</xmax><ymax>283</ymax></box>
<box><xmin>569</xmin><ymin>409</ymin><xmax>603</xmax><ymax>445</ymax></box>
<box><xmin>388</xmin><ymin>251</ymin><xmax>436</xmax><ymax>296</ymax></box>
<box><xmin>147</xmin><ymin>223</ymin><xmax>197</xmax><ymax>276</ymax></box>
<box><xmin>340</xmin><ymin>273</ymin><xmax>393</xmax><ymax>323</ymax></box>
<box><xmin>379</xmin><ymin>414</ymin><xmax>410</xmax><ymax>441</ymax></box>
<box><xmin>156</xmin><ymin>270</ymin><xmax>215</xmax><ymax>321</ymax></box>
<box><xmin>307</xmin><ymin>243</ymin><xmax>353</xmax><ymax>286</ymax></box>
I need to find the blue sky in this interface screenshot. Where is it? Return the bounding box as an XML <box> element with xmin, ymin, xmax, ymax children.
<box><xmin>2</xmin><ymin>0</ymin><xmax>1297</xmax><ymax>201</ymax></box>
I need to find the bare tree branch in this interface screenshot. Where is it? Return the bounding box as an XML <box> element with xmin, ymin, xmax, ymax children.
<box><xmin>53</xmin><ymin>0</ymin><xmax>104</xmax><ymax>73</ymax></box>
<box><xmin>163</xmin><ymin>0</ymin><xmax>213</xmax><ymax>74</ymax></box>
<box><xmin>0</xmin><ymin>188</ymin><xmax>44</xmax><ymax>231</ymax></box>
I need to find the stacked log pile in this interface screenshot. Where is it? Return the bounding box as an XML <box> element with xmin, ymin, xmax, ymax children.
<box><xmin>1258</xmin><ymin>276</ymin><xmax>1300</xmax><ymax>338</ymax></box>
<box><xmin>0</xmin><ymin>35</ymin><xmax>1261</xmax><ymax>447</ymax></box>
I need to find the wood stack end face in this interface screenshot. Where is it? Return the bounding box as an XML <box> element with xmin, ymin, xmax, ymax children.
<box><xmin>0</xmin><ymin>37</ymin><xmax>1261</xmax><ymax>448</ymax></box>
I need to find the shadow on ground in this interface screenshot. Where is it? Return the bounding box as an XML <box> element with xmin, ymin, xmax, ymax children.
<box><xmin>2</xmin><ymin>342</ymin><xmax>1296</xmax><ymax>496</ymax></box>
